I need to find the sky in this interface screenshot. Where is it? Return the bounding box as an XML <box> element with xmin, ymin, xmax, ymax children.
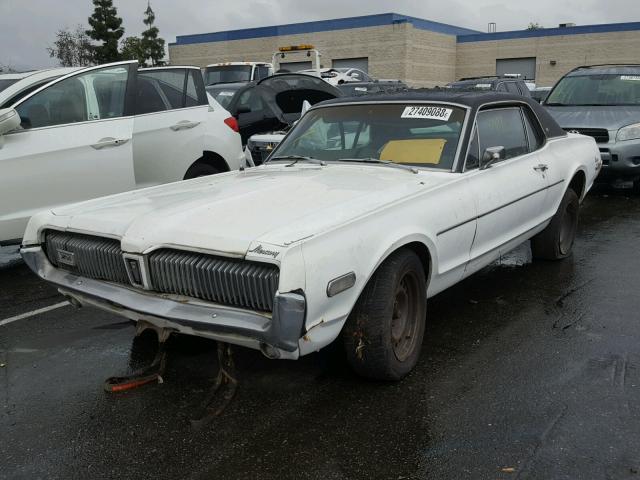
<box><xmin>2</xmin><ymin>0</ymin><xmax>640</xmax><ymax>70</ymax></box>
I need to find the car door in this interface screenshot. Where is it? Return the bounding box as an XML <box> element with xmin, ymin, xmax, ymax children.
<box><xmin>465</xmin><ymin>105</ymin><xmax>549</xmax><ymax>267</ymax></box>
<box><xmin>132</xmin><ymin>67</ymin><xmax>208</xmax><ymax>187</ymax></box>
<box><xmin>0</xmin><ymin>62</ymin><xmax>136</xmax><ymax>244</ymax></box>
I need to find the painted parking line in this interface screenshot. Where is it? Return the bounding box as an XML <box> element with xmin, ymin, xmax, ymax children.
<box><xmin>0</xmin><ymin>301</ymin><xmax>70</xmax><ymax>327</ymax></box>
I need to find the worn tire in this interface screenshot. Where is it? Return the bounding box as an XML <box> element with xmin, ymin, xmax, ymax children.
<box><xmin>531</xmin><ymin>188</ymin><xmax>579</xmax><ymax>260</ymax></box>
<box><xmin>184</xmin><ymin>163</ymin><xmax>220</xmax><ymax>179</ymax></box>
<box><xmin>342</xmin><ymin>249</ymin><xmax>427</xmax><ymax>381</ymax></box>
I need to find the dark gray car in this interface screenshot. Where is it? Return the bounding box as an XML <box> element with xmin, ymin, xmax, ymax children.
<box><xmin>447</xmin><ymin>76</ymin><xmax>532</xmax><ymax>97</ymax></box>
<box><xmin>545</xmin><ymin>65</ymin><xmax>640</xmax><ymax>189</ymax></box>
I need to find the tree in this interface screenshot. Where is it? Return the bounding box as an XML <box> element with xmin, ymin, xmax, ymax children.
<box><xmin>141</xmin><ymin>2</ymin><xmax>165</xmax><ymax>66</ymax></box>
<box><xmin>86</xmin><ymin>0</ymin><xmax>124</xmax><ymax>64</ymax></box>
<box><xmin>47</xmin><ymin>25</ymin><xmax>94</xmax><ymax>67</ymax></box>
<box><xmin>120</xmin><ymin>36</ymin><xmax>146</xmax><ymax>64</ymax></box>
<box><xmin>527</xmin><ymin>22</ymin><xmax>543</xmax><ymax>30</ymax></box>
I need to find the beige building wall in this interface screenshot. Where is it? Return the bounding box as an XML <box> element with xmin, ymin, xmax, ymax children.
<box><xmin>170</xmin><ymin>23</ymin><xmax>640</xmax><ymax>88</ymax></box>
<box><xmin>405</xmin><ymin>27</ymin><xmax>458</xmax><ymax>87</ymax></box>
<box><xmin>456</xmin><ymin>31</ymin><xmax>640</xmax><ymax>87</ymax></box>
<box><xmin>169</xmin><ymin>23</ymin><xmax>412</xmax><ymax>82</ymax></box>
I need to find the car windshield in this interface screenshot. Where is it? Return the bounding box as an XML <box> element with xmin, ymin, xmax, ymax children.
<box><xmin>546</xmin><ymin>73</ymin><xmax>640</xmax><ymax>106</ymax></box>
<box><xmin>205</xmin><ymin>65</ymin><xmax>253</xmax><ymax>85</ymax></box>
<box><xmin>205</xmin><ymin>85</ymin><xmax>243</xmax><ymax>108</ymax></box>
<box><xmin>0</xmin><ymin>78</ymin><xmax>19</xmax><ymax>93</ymax></box>
<box><xmin>271</xmin><ymin>103</ymin><xmax>466</xmax><ymax>170</ymax></box>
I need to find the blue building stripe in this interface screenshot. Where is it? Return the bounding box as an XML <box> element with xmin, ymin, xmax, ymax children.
<box><xmin>170</xmin><ymin>13</ymin><xmax>481</xmax><ymax>46</ymax></box>
<box><xmin>457</xmin><ymin>21</ymin><xmax>640</xmax><ymax>43</ymax></box>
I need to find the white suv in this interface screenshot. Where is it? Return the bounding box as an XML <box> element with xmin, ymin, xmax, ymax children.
<box><xmin>0</xmin><ymin>61</ymin><xmax>244</xmax><ymax>245</ymax></box>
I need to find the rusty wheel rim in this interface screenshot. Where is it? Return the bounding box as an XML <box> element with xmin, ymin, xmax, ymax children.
<box><xmin>391</xmin><ymin>271</ymin><xmax>420</xmax><ymax>362</ymax></box>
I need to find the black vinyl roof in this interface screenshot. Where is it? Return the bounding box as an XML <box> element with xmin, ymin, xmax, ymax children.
<box><xmin>316</xmin><ymin>89</ymin><xmax>567</xmax><ymax>138</ymax></box>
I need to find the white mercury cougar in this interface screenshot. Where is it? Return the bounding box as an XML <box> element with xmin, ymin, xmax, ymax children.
<box><xmin>21</xmin><ymin>91</ymin><xmax>601</xmax><ymax>380</ymax></box>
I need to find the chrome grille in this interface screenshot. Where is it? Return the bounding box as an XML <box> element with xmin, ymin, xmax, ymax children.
<box><xmin>148</xmin><ymin>250</ymin><xmax>280</xmax><ymax>312</ymax></box>
<box><xmin>44</xmin><ymin>230</ymin><xmax>129</xmax><ymax>284</ymax></box>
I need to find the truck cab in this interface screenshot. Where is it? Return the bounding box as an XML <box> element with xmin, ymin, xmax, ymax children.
<box><xmin>203</xmin><ymin>62</ymin><xmax>273</xmax><ymax>86</ymax></box>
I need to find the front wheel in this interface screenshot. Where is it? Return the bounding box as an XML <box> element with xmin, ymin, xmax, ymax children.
<box><xmin>532</xmin><ymin>188</ymin><xmax>579</xmax><ymax>260</ymax></box>
<box><xmin>342</xmin><ymin>249</ymin><xmax>427</xmax><ymax>381</ymax></box>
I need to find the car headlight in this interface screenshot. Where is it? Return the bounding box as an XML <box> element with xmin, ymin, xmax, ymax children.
<box><xmin>617</xmin><ymin>123</ymin><xmax>640</xmax><ymax>142</ymax></box>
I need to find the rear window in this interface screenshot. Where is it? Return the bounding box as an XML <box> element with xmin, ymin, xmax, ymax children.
<box><xmin>206</xmin><ymin>86</ymin><xmax>241</xmax><ymax>109</ymax></box>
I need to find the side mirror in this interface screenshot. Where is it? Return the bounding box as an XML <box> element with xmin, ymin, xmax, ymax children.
<box><xmin>236</xmin><ymin>106</ymin><xmax>251</xmax><ymax>115</ymax></box>
<box><xmin>0</xmin><ymin>108</ymin><xmax>20</xmax><ymax>136</ymax></box>
<box><xmin>0</xmin><ymin>108</ymin><xmax>20</xmax><ymax>148</ymax></box>
<box><xmin>480</xmin><ymin>146</ymin><xmax>505</xmax><ymax>170</ymax></box>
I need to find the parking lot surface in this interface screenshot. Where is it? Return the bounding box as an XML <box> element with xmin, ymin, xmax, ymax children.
<box><xmin>2</xmin><ymin>188</ymin><xmax>640</xmax><ymax>480</ymax></box>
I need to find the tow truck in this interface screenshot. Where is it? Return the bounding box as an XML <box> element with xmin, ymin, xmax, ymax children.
<box><xmin>272</xmin><ymin>44</ymin><xmax>322</xmax><ymax>76</ymax></box>
<box><xmin>204</xmin><ymin>62</ymin><xmax>273</xmax><ymax>85</ymax></box>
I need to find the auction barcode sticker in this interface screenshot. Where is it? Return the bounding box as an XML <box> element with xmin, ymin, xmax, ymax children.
<box><xmin>401</xmin><ymin>106</ymin><xmax>452</xmax><ymax>121</ymax></box>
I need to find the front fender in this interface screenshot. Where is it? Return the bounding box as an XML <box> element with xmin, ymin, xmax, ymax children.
<box><xmin>297</xmin><ymin>218</ymin><xmax>438</xmax><ymax>356</ymax></box>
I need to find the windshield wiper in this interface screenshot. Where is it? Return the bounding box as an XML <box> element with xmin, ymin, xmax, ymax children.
<box><xmin>335</xmin><ymin>158</ymin><xmax>419</xmax><ymax>174</ymax></box>
<box><xmin>268</xmin><ymin>155</ymin><xmax>327</xmax><ymax>167</ymax></box>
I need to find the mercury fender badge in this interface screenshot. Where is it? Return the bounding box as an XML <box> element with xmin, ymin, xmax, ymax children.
<box><xmin>248</xmin><ymin>245</ymin><xmax>280</xmax><ymax>259</ymax></box>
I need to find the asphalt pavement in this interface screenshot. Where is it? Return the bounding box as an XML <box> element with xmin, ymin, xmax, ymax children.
<box><xmin>2</xmin><ymin>187</ymin><xmax>640</xmax><ymax>480</ymax></box>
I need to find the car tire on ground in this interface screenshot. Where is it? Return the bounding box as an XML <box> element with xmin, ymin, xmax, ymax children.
<box><xmin>184</xmin><ymin>163</ymin><xmax>220</xmax><ymax>179</ymax></box>
<box><xmin>532</xmin><ymin>188</ymin><xmax>579</xmax><ymax>260</ymax></box>
<box><xmin>342</xmin><ymin>248</ymin><xmax>427</xmax><ymax>381</ymax></box>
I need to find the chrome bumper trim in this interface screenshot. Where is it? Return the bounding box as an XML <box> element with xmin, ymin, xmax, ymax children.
<box><xmin>21</xmin><ymin>247</ymin><xmax>305</xmax><ymax>353</ymax></box>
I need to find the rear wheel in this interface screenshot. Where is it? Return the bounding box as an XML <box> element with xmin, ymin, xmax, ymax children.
<box><xmin>532</xmin><ymin>188</ymin><xmax>579</xmax><ymax>260</ymax></box>
<box><xmin>184</xmin><ymin>163</ymin><xmax>220</xmax><ymax>179</ymax></box>
<box><xmin>342</xmin><ymin>249</ymin><xmax>427</xmax><ymax>381</ymax></box>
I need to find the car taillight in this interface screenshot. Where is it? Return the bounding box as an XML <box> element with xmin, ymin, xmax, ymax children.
<box><xmin>224</xmin><ymin>117</ymin><xmax>239</xmax><ymax>133</ymax></box>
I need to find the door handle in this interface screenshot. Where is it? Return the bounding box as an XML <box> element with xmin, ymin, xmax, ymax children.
<box><xmin>534</xmin><ymin>164</ymin><xmax>548</xmax><ymax>172</ymax></box>
<box><xmin>91</xmin><ymin>137</ymin><xmax>130</xmax><ymax>150</ymax></box>
<box><xmin>170</xmin><ymin>120</ymin><xmax>201</xmax><ymax>131</ymax></box>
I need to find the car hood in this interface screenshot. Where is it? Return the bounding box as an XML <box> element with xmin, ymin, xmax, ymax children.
<box><xmin>50</xmin><ymin>165</ymin><xmax>452</xmax><ymax>256</ymax></box>
<box><xmin>545</xmin><ymin>105</ymin><xmax>640</xmax><ymax>131</ymax></box>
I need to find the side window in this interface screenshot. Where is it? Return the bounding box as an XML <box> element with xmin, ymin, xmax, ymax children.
<box><xmin>505</xmin><ymin>82</ymin><xmax>520</xmax><ymax>94</ymax></box>
<box><xmin>465</xmin><ymin>126</ymin><xmax>480</xmax><ymax>170</ymax></box>
<box><xmin>522</xmin><ymin>107</ymin><xmax>544</xmax><ymax>152</ymax></box>
<box><xmin>1</xmin><ymin>78</ymin><xmax>62</xmax><ymax>109</ymax></box>
<box><xmin>477</xmin><ymin>107</ymin><xmax>528</xmax><ymax>160</ymax></box>
<box><xmin>15</xmin><ymin>65</ymin><xmax>128</xmax><ymax>129</ymax></box>
<box><xmin>185</xmin><ymin>70</ymin><xmax>199</xmax><ymax>107</ymax></box>
<box><xmin>136</xmin><ymin>69</ymin><xmax>186</xmax><ymax>114</ymax></box>
<box><xmin>189</xmin><ymin>70</ymin><xmax>207</xmax><ymax>106</ymax></box>
<box><xmin>237</xmin><ymin>89</ymin><xmax>264</xmax><ymax>113</ymax></box>
<box><xmin>496</xmin><ymin>83</ymin><xmax>508</xmax><ymax>92</ymax></box>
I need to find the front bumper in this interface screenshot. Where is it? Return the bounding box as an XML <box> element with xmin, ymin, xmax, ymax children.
<box><xmin>597</xmin><ymin>137</ymin><xmax>640</xmax><ymax>181</ymax></box>
<box><xmin>21</xmin><ymin>246</ymin><xmax>306</xmax><ymax>356</ymax></box>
